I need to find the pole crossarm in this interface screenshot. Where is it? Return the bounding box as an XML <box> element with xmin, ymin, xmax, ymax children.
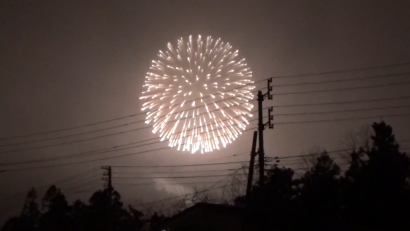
<box><xmin>101</xmin><ymin>166</ymin><xmax>112</xmax><ymax>190</ymax></box>
<box><xmin>266</xmin><ymin>107</ymin><xmax>274</xmax><ymax>129</ymax></box>
<box><xmin>256</xmin><ymin>78</ymin><xmax>274</xmax><ymax>186</ymax></box>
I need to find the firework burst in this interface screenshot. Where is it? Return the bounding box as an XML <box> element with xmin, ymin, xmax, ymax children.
<box><xmin>140</xmin><ymin>35</ymin><xmax>255</xmax><ymax>153</ymax></box>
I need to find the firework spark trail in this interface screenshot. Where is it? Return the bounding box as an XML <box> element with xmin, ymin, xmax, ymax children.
<box><xmin>140</xmin><ymin>35</ymin><xmax>255</xmax><ymax>153</ymax></box>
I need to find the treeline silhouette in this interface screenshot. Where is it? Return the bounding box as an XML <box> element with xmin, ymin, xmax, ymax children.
<box><xmin>1</xmin><ymin>185</ymin><xmax>166</xmax><ymax>231</ymax></box>
<box><xmin>2</xmin><ymin>121</ymin><xmax>410</xmax><ymax>231</ymax></box>
<box><xmin>236</xmin><ymin>121</ymin><xmax>410</xmax><ymax>231</ymax></box>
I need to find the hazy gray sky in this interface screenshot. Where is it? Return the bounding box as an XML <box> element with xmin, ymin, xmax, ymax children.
<box><xmin>1</xmin><ymin>0</ymin><xmax>410</xmax><ymax>221</ymax></box>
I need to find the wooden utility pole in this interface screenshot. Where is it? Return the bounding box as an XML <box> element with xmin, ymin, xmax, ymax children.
<box><xmin>108</xmin><ymin>166</ymin><xmax>112</xmax><ymax>189</ymax></box>
<box><xmin>256</xmin><ymin>78</ymin><xmax>274</xmax><ymax>186</ymax></box>
<box><xmin>246</xmin><ymin>131</ymin><xmax>258</xmax><ymax>203</ymax></box>
<box><xmin>243</xmin><ymin>131</ymin><xmax>258</xmax><ymax>231</ymax></box>
<box><xmin>102</xmin><ymin>166</ymin><xmax>113</xmax><ymax>200</ymax></box>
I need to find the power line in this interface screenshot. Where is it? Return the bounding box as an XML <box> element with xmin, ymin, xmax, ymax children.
<box><xmin>144</xmin><ymin>63</ymin><xmax>410</xmax><ymax>114</ymax></box>
<box><xmin>0</xmin><ymin>121</ymin><xmax>147</xmax><ymax>148</ymax></box>
<box><xmin>271</xmin><ymin>71</ymin><xmax>409</xmax><ymax>88</ymax></box>
<box><xmin>115</xmin><ymin>145</ymin><xmax>410</xmax><ymax>187</ymax></box>
<box><xmin>2</xmin><ymin>105</ymin><xmax>410</xmax><ymax>171</ymax></box>
<box><xmin>274</xmin><ymin>104</ymin><xmax>410</xmax><ymax>117</ymax></box>
<box><xmin>3</xmin><ymin>111</ymin><xmax>410</xmax><ymax>171</ymax></box>
<box><xmin>2</xmin><ymin>61</ymin><xmax>409</xmax><ymax>141</ymax></box>
<box><xmin>0</xmin><ymin>113</ymin><xmax>145</xmax><ymax>141</ymax></box>
<box><xmin>0</xmin><ymin>86</ymin><xmax>262</xmax><ymax>148</ymax></box>
<box><xmin>3</xmin><ymin>77</ymin><xmax>410</xmax><ymax>152</ymax></box>
<box><xmin>272</xmin><ymin>143</ymin><xmax>410</xmax><ymax>161</ymax></box>
<box><xmin>65</xmin><ymin>183</ymin><xmax>102</xmax><ymax>196</ymax></box>
<box><xmin>19</xmin><ymin>107</ymin><xmax>410</xmax><ymax>167</ymax></box>
<box><xmin>274</xmin><ymin>112</ymin><xmax>410</xmax><ymax>125</ymax></box>
<box><xmin>60</xmin><ymin>173</ymin><xmax>102</xmax><ymax>189</ymax></box>
<box><xmin>111</xmin><ymin>161</ymin><xmax>249</xmax><ymax>169</ymax></box>
<box><xmin>114</xmin><ymin>168</ymin><xmax>237</xmax><ymax>175</ymax></box>
<box><xmin>52</xmin><ymin>167</ymin><xmax>101</xmax><ymax>187</ymax></box>
<box><xmin>115</xmin><ymin>181</ymin><xmax>232</xmax><ymax>186</ymax></box>
<box><xmin>4</xmin><ymin>93</ymin><xmax>409</xmax><ymax>164</ymax></box>
<box><xmin>267</xmin><ymin>143</ymin><xmax>410</xmax><ymax>170</ymax></box>
<box><xmin>0</xmin><ymin>117</ymin><xmax>262</xmax><ymax>167</ymax></box>
<box><xmin>0</xmin><ymin>167</ymin><xmax>102</xmax><ymax>202</ymax></box>
<box><xmin>3</xmin><ymin>148</ymin><xmax>251</xmax><ymax>172</ymax></box>
<box><xmin>277</xmin><ymin>155</ymin><xmax>350</xmax><ymax>166</ymax></box>
<box><xmin>203</xmin><ymin>152</ymin><xmax>248</xmax><ymax>163</ymax></box>
<box><xmin>119</xmin><ymin>168</ymin><xmax>247</xmax><ymax>211</ymax></box>
<box><xmin>4</xmin><ymin>72</ymin><xmax>410</xmax><ymax>149</ymax></box>
<box><xmin>3</xmin><ymin>78</ymin><xmax>410</xmax><ymax>154</ymax></box>
<box><xmin>271</xmin><ymin>80</ymin><xmax>410</xmax><ymax>97</ymax></box>
<box><xmin>153</xmin><ymin>182</ymin><xmax>245</xmax><ymax>206</ymax></box>
<box><xmin>139</xmin><ymin>181</ymin><xmax>246</xmax><ymax>208</ymax></box>
<box><xmin>63</xmin><ymin>177</ymin><xmax>102</xmax><ymax>191</ymax></box>
<box><xmin>0</xmin><ymin>113</ymin><xmax>266</xmax><ymax>167</ymax></box>
<box><xmin>268</xmin><ymin>62</ymin><xmax>410</xmax><ymax>79</ymax></box>
<box><xmin>278</xmin><ymin>149</ymin><xmax>410</xmax><ymax>172</ymax></box>
<box><xmin>136</xmin><ymin>168</ymin><xmax>244</xmax><ymax>207</ymax></box>
<box><xmin>0</xmin><ymin>108</ymin><xmax>260</xmax><ymax>154</ymax></box>
<box><xmin>272</xmin><ymin>95</ymin><xmax>410</xmax><ymax>108</ymax></box>
<box><xmin>0</xmin><ymin>82</ymin><xmax>263</xmax><ymax>141</ymax></box>
<box><xmin>5</xmin><ymin>72</ymin><xmax>408</xmax><ymax>148</ymax></box>
<box><xmin>113</xmin><ymin>173</ymin><xmax>244</xmax><ymax>180</ymax></box>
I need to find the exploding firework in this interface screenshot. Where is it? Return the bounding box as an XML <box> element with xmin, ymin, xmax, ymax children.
<box><xmin>140</xmin><ymin>35</ymin><xmax>255</xmax><ymax>153</ymax></box>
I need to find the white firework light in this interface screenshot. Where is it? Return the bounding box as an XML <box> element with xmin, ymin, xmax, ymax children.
<box><xmin>140</xmin><ymin>35</ymin><xmax>255</xmax><ymax>153</ymax></box>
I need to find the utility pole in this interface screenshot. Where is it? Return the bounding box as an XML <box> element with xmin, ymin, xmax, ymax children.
<box><xmin>243</xmin><ymin>132</ymin><xmax>258</xmax><ymax>231</ymax></box>
<box><xmin>102</xmin><ymin>166</ymin><xmax>112</xmax><ymax>199</ymax></box>
<box><xmin>257</xmin><ymin>78</ymin><xmax>274</xmax><ymax>186</ymax></box>
<box><xmin>246</xmin><ymin>131</ymin><xmax>258</xmax><ymax>203</ymax></box>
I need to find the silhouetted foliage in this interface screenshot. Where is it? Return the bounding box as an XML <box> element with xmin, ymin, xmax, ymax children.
<box><xmin>38</xmin><ymin>185</ymin><xmax>71</xmax><ymax>231</ymax></box>
<box><xmin>148</xmin><ymin>212</ymin><xmax>166</xmax><ymax>231</ymax></box>
<box><xmin>343</xmin><ymin>121</ymin><xmax>410</xmax><ymax>230</ymax></box>
<box><xmin>128</xmin><ymin>205</ymin><xmax>145</xmax><ymax>230</ymax></box>
<box><xmin>2</xmin><ymin>121</ymin><xmax>410</xmax><ymax>231</ymax></box>
<box><xmin>1</xmin><ymin>188</ymin><xmax>40</xmax><ymax>231</ymax></box>
<box><xmin>1</xmin><ymin>186</ymin><xmax>146</xmax><ymax>231</ymax></box>
<box><xmin>250</xmin><ymin>167</ymin><xmax>297</xmax><ymax>231</ymax></box>
<box><xmin>242</xmin><ymin>121</ymin><xmax>410</xmax><ymax>231</ymax></box>
<box><xmin>85</xmin><ymin>187</ymin><xmax>137</xmax><ymax>231</ymax></box>
<box><xmin>295</xmin><ymin>153</ymin><xmax>343</xmax><ymax>230</ymax></box>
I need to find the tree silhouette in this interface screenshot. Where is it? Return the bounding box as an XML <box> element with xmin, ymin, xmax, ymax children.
<box><xmin>240</xmin><ymin>121</ymin><xmax>410</xmax><ymax>231</ymax></box>
<box><xmin>148</xmin><ymin>212</ymin><xmax>166</xmax><ymax>231</ymax></box>
<box><xmin>70</xmin><ymin>200</ymin><xmax>87</xmax><ymax>231</ymax></box>
<box><xmin>1</xmin><ymin>186</ymin><xmax>146</xmax><ymax>231</ymax></box>
<box><xmin>249</xmin><ymin>167</ymin><xmax>296</xmax><ymax>230</ymax></box>
<box><xmin>38</xmin><ymin>185</ymin><xmax>71</xmax><ymax>231</ymax></box>
<box><xmin>84</xmin><ymin>187</ymin><xmax>137</xmax><ymax>231</ymax></box>
<box><xmin>128</xmin><ymin>205</ymin><xmax>145</xmax><ymax>230</ymax></box>
<box><xmin>343</xmin><ymin>121</ymin><xmax>410</xmax><ymax>230</ymax></box>
<box><xmin>1</xmin><ymin>188</ymin><xmax>40</xmax><ymax>231</ymax></box>
<box><xmin>295</xmin><ymin>152</ymin><xmax>343</xmax><ymax>230</ymax></box>
<box><xmin>2</xmin><ymin>121</ymin><xmax>410</xmax><ymax>231</ymax></box>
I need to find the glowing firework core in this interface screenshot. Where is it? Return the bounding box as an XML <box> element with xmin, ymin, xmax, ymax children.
<box><xmin>140</xmin><ymin>35</ymin><xmax>255</xmax><ymax>153</ymax></box>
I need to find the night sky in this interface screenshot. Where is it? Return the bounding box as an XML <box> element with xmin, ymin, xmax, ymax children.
<box><xmin>1</xmin><ymin>0</ymin><xmax>410</xmax><ymax>222</ymax></box>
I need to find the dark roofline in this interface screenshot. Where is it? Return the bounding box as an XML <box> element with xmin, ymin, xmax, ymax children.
<box><xmin>162</xmin><ymin>202</ymin><xmax>243</xmax><ymax>226</ymax></box>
